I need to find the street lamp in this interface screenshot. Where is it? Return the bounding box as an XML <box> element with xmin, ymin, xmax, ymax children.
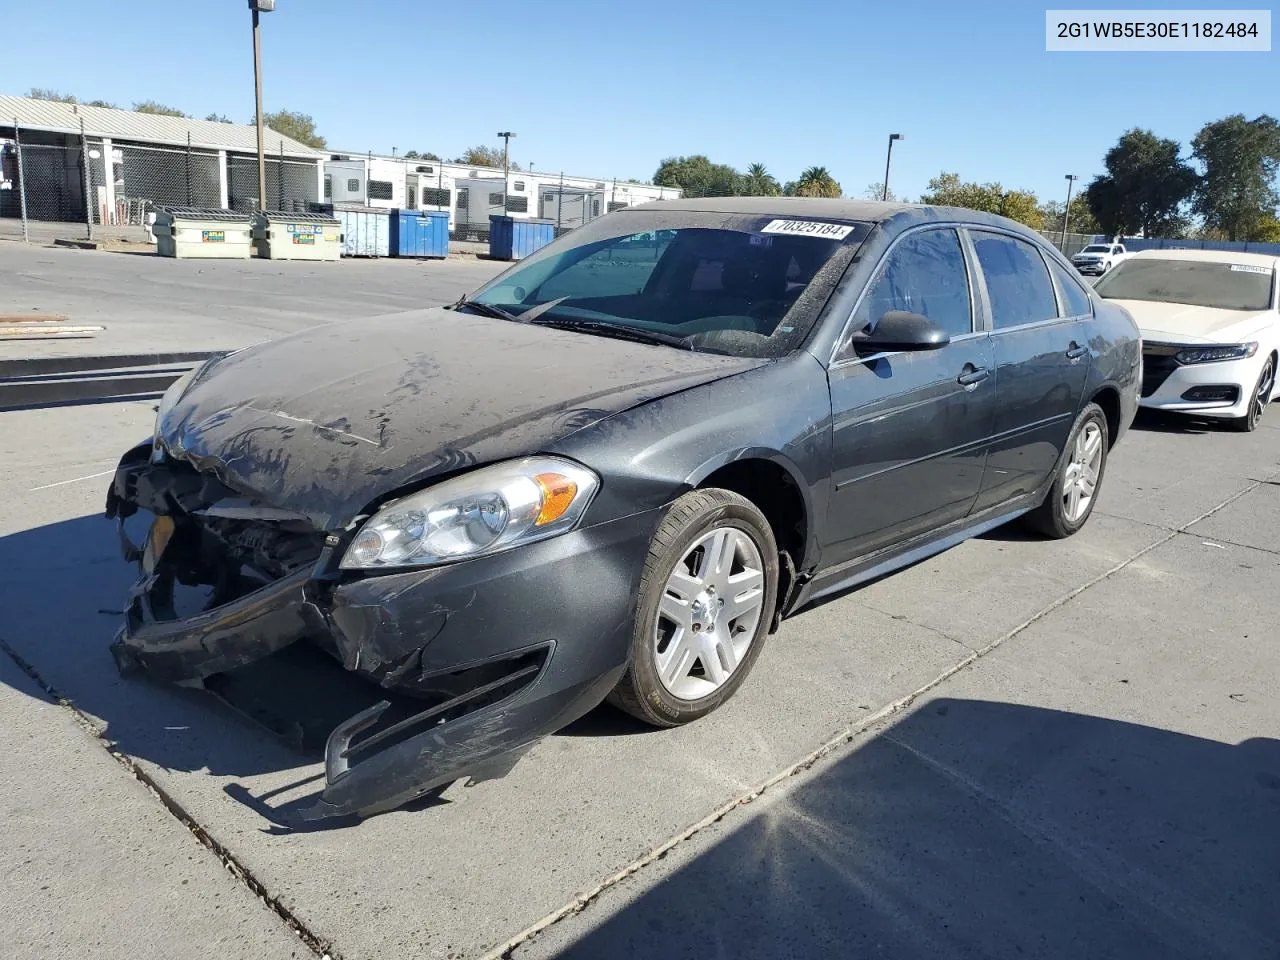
<box><xmin>249</xmin><ymin>0</ymin><xmax>275</xmax><ymax>211</ymax></box>
<box><xmin>882</xmin><ymin>133</ymin><xmax>904</xmax><ymax>201</ymax></box>
<box><xmin>497</xmin><ymin>131</ymin><xmax>516</xmax><ymax>212</ymax></box>
<box><xmin>1061</xmin><ymin>174</ymin><xmax>1080</xmax><ymax>247</ymax></box>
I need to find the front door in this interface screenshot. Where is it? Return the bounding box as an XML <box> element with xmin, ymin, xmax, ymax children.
<box><xmin>967</xmin><ymin>231</ymin><xmax>1093</xmax><ymax>512</ymax></box>
<box><xmin>824</xmin><ymin>226</ymin><xmax>997</xmax><ymax>568</ymax></box>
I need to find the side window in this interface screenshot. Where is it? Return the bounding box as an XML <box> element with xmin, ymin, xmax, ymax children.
<box><xmin>847</xmin><ymin>228</ymin><xmax>973</xmax><ymax>343</ymax></box>
<box><xmin>1049</xmin><ymin>259</ymin><xmax>1093</xmax><ymax>317</ymax></box>
<box><xmin>970</xmin><ymin>231</ymin><xmax>1058</xmax><ymax>329</ymax></box>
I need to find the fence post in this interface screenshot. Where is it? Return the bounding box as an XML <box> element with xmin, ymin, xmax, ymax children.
<box><xmin>13</xmin><ymin>118</ymin><xmax>29</xmax><ymax>243</ymax></box>
<box><xmin>79</xmin><ymin>118</ymin><xmax>94</xmax><ymax>240</ymax></box>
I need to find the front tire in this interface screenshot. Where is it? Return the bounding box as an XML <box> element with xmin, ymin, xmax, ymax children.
<box><xmin>609</xmin><ymin>489</ymin><xmax>779</xmax><ymax>728</ymax></box>
<box><xmin>1023</xmin><ymin>402</ymin><xmax>1110</xmax><ymax>539</ymax></box>
<box><xmin>1230</xmin><ymin>356</ymin><xmax>1274</xmax><ymax>433</ymax></box>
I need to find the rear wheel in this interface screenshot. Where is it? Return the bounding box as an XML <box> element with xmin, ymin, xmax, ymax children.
<box><xmin>609</xmin><ymin>489</ymin><xmax>779</xmax><ymax>728</ymax></box>
<box><xmin>1023</xmin><ymin>402</ymin><xmax>1109</xmax><ymax>539</ymax></box>
<box><xmin>1230</xmin><ymin>356</ymin><xmax>1274</xmax><ymax>433</ymax></box>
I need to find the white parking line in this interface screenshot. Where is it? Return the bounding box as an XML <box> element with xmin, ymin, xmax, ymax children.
<box><xmin>28</xmin><ymin>469</ymin><xmax>115</xmax><ymax>492</ymax></box>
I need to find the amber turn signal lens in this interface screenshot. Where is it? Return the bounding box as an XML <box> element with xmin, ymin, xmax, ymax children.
<box><xmin>534</xmin><ymin>473</ymin><xmax>579</xmax><ymax>525</ymax></box>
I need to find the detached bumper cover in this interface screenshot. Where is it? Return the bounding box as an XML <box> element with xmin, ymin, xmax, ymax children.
<box><xmin>106</xmin><ymin>442</ymin><xmax>658</xmax><ymax>822</ymax></box>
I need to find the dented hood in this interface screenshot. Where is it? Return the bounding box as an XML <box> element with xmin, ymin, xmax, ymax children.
<box><xmin>157</xmin><ymin>308</ymin><xmax>762</xmax><ymax>529</ymax></box>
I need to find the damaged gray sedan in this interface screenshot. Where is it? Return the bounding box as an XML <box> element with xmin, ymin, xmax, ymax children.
<box><xmin>106</xmin><ymin>198</ymin><xmax>1141</xmax><ymax>822</ymax></box>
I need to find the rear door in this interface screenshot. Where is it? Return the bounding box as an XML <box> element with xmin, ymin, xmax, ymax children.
<box><xmin>823</xmin><ymin>226</ymin><xmax>997</xmax><ymax>567</ymax></box>
<box><xmin>968</xmin><ymin>230</ymin><xmax>1093</xmax><ymax>513</ymax></box>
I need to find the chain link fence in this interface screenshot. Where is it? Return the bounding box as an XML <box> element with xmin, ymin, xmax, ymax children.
<box><xmin>2</xmin><ymin>120</ymin><xmax>321</xmax><ymax>243</ymax></box>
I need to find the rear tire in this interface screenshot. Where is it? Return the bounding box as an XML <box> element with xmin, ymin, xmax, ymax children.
<box><xmin>1023</xmin><ymin>402</ymin><xmax>1110</xmax><ymax>539</ymax></box>
<box><xmin>1230</xmin><ymin>356</ymin><xmax>1274</xmax><ymax>433</ymax></box>
<box><xmin>609</xmin><ymin>489</ymin><xmax>779</xmax><ymax>728</ymax></box>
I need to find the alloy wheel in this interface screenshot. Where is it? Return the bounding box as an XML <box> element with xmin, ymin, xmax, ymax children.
<box><xmin>653</xmin><ymin>526</ymin><xmax>766</xmax><ymax>701</ymax></box>
<box><xmin>1062</xmin><ymin>421</ymin><xmax>1104</xmax><ymax>523</ymax></box>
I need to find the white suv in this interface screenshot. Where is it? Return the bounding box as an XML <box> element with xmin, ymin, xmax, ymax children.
<box><xmin>1072</xmin><ymin>242</ymin><xmax>1127</xmax><ymax>276</ymax></box>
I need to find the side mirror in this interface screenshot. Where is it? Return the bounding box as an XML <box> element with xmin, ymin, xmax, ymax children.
<box><xmin>850</xmin><ymin>311</ymin><xmax>950</xmax><ymax>353</ymax></box>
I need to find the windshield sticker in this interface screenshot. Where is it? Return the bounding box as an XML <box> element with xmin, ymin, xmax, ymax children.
<box><xmin>760</xmin><ymin>219</ymin><xmax>854</xmax><ymax>240</ymax></box>
<box><xmin>1229</xmin><ymin>264</ymin><xmax>1270</xmax><ymax>274</ymax></box>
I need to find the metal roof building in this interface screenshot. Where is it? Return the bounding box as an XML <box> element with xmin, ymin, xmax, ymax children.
<box><xmin>1</xmin><ymin>95</ymin><xmax>325</xmax><ymax>227</ymax></box>
<box><xmin>0</xmin><ymin>95</ymin><xmax>323</xmax><ymax>157</ymax></box>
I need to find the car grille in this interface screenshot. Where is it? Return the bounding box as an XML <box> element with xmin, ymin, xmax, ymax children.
<box><xmin>1141</xmin><ymin>342</ymin><xmax>1181</xmax><ymax>398</ymax></box>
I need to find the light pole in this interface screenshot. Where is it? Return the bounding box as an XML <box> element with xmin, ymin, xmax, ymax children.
<box><xmin>882</xmin><ymin>133</ymin><xmax>903</xmax><ymax>201</ymax></box>
<box><xmin>497</xmin><ymin>131</ymin><xmax>515</xmax><ymax>212</ymax></box>
<box><xmin>1061</xmin><ymin>174</ymin><xmax>1079</xmax><ymax>247</ymax></box>
<box><xmin>249</xmin><ymin>0</ymin><xmax>275</xmax><ymax>211</ymax></box>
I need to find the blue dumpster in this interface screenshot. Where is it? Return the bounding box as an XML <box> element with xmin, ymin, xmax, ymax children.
<box><xmin>308</xmin><ymin>202</ymin><xmax>390</xmax><ymax>257</ymax></box>
<box><xmin>489</xmin><ymin>216</ymin><xmax>556</xmax><ymax>261</ymax></box>
<box><xmin>390</xmin><ymin>209</ymin><xmax>450</xmax><ymax>258</ymax></box>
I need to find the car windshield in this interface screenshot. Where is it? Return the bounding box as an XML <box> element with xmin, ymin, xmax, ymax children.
<box><xmin>1081</xmin><ymin>245</ymin><xmax>1111</xmax><ymax>253</ymax></box>
<box><xmin>1094</xmin><ymin>258</ymin><xmax>1275</xmax><ymax>311</ymax></box>
<box><xmin>463</xmin><ymin>210</ymin><xmax>873</xmax><ymax>357</ymax></box>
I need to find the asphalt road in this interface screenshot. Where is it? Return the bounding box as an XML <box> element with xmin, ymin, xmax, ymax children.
<box><xmin>1</xmin><ymin>244</ymin><xmax>1277</xmax><ymax>960</ymax></box>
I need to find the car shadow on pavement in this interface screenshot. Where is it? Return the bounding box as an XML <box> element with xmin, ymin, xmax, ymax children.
<box><xmin>1131</xmin><ymin>407</ymin><xmax>1227</xmax><ymax>435</ymax></box>
<box><xmin>0</xmin><ymin>510</ymin><xmax>652</xmax><ymax>829</ymax></box>
<box><xmin>524</xmin><ymin>699</ymin><xmax>1280</xmax><ymax>960</ymax></box>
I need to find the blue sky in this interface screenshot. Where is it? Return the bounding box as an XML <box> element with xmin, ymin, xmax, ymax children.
<box><xmin>1</xmin><ymin>0</ymin><xmax>1273</xmax><ymax>202</ymax></box>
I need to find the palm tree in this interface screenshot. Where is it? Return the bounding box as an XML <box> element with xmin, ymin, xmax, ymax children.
<box><xmin>741</xmin><ymin>162</ymin><xmax>780</xmax><ymax>196</ymax></box>
<box><xmin>793</xmin><ymin>166</ymin><xmax>842</xmax><ymax>198</ymax></box>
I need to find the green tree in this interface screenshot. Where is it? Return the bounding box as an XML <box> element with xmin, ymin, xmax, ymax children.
<box><xmin>1084</xmin><ymin>129</ymin><xmax>1197</xmax><ymax>239</ymax></box>
<box><xmin>919</xmin><ymin>172</ymin><xmax>1042</xmax><ymax>229</ymax></box>
<box><xmin>1249</xmin><ymin>214</ymin><xmax>1280</xmax><ymax>243</ymax></box>
<box><xmin>404</xmin><ymin>150</ymin><xmax>442</xmax><ymax>161</ymax></box>
<box><xmin>86</xmin><ymin>100</ymin><xmax>118</xmax><ymax>108</ymax></box>
<box><xmin>28</xmin><ymin>88</ymin><xmax>76</xmax><ymax>102</ymax></box>
<box><xmin>653</xmin><ymin>155</ymin><xmax>743</xmax><ymax>197</ymax></box>
<box><xmin>205</xmin><ymin>112</ymin><xmax>232</xmax><ymax>123</ymax></box>
<box><xmin>255</xmin><ymin>110</ymin><xmax>326</xmax><ymax>148</ymax></box>
<box><xmin>133</xmin><ymin>100</ymin><xmax>188</xmax><ymax>117</ymax></box>
<box><xmin>1191</xmin><ymin>114</ymin><xmax>1280</xmax><ymax>241</ymax></box>
<box><xmin>863</xmin><ymin>182</ymin><xmax>903</xmax><ymax>202</ymax></box>
<box><xmin>1040</xmin><ymin>195</ymin><xmax>1101</xmax><ymax>237</ymax></box>
<box><xmin>791</xmin><ymin>166</ymin><xmax>841</xmax><ymax>198</ymax></box>
<box><xmin>454</xmin><ymin>145</ymin><xmax>519</xmax><ymax>169</ymax></box>
<box><xmin>741</xmin><ymin>162</ymin><xmax>780</xmax><ymax>196</ymax></box>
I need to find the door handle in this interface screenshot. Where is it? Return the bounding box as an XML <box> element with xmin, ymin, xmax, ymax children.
<box><xmin>1066</xmin><ymin>342</ymin><xmax>1089</xmax><ymax>360</ymax></box>
<box><xmin>957</xmin><ymin>366</ymin><xmax>989</xmax><ymax>389</ymax></box>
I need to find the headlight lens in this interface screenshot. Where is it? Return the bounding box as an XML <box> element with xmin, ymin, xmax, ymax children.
<box><xmin>340</xmin><ymin>456</ymin><xmax>600</xmax><ymax>570</ymax></box>
<box><xmin>1175</xmin><ymin>342</ymin><xmax>1258</xmax><ymax>365</ymax></box>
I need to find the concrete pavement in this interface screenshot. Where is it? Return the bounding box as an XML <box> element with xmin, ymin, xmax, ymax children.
<box><xmin>0</xmin><ymin>247</ymin><xmax>1277</xmax><ymax>959</ymax></box>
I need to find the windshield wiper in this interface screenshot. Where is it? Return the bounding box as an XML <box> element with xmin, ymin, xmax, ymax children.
<box><xmin>529</xmin><ymin>316</ymin><xmax>695</xmax><ymax>351</ymax></box>
<box><xmin>452</xmin><ymin>298</ymin><xmax>521</xmax><ymax>322</ymax></box>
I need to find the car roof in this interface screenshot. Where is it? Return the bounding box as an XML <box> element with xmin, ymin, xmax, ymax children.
<box><xmin>1128</xmin><ymin>248</ymin><xmax>1280</xmax><ymax>268</ymax></box>
<box><xmin>624</xmin><ymin>196</ymin><xmax>1042</xmax><ymax>234</ymax></box>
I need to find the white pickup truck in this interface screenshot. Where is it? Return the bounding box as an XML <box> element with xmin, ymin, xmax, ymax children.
<box><xmin>1071</xmin><ymin>242</ymin><xmax>1128</xmax><ymax>276</ymax></box>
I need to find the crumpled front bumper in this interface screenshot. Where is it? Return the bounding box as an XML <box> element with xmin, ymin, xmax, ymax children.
<box><xmin>105</xmin><ymin>441</ymin><xmax>658</xmax><ymax>823</ymax></box>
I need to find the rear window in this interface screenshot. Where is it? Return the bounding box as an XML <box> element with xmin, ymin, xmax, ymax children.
<box><xmin>1095</xmin><ymin>258</ymin><xmax>1275</xmax><ymax>311</ymax></box>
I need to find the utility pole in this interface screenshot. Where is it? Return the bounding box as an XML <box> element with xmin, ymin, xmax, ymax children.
<box><xmin>882</xmin><ymin>133</ymin><xmax>903</xmax><ymax>201</ymax></box>
<box><xmin>1061</xmin><ymin>174</ymin><xmax>1079</xmax><ymax>248</ymax></box>
<box><xmin>497</xmin><ymin>131</ymin><xmax>515</xmax><ymax>212</ymax></box>
<box><xmin>249</xmin><ymin>0</ymin><xmax>275</xmax><ymax>211</ymax></box>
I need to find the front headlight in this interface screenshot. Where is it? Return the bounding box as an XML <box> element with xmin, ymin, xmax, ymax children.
<box><xmin>340</xmin><ymin>456</ymin><xmax>600</xmax><ymax>570</ymax></box>
<box><xmin>1175</xmin><ymin>342</ymin><xmax>1258</xmax><ymax>365</ymax></box>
